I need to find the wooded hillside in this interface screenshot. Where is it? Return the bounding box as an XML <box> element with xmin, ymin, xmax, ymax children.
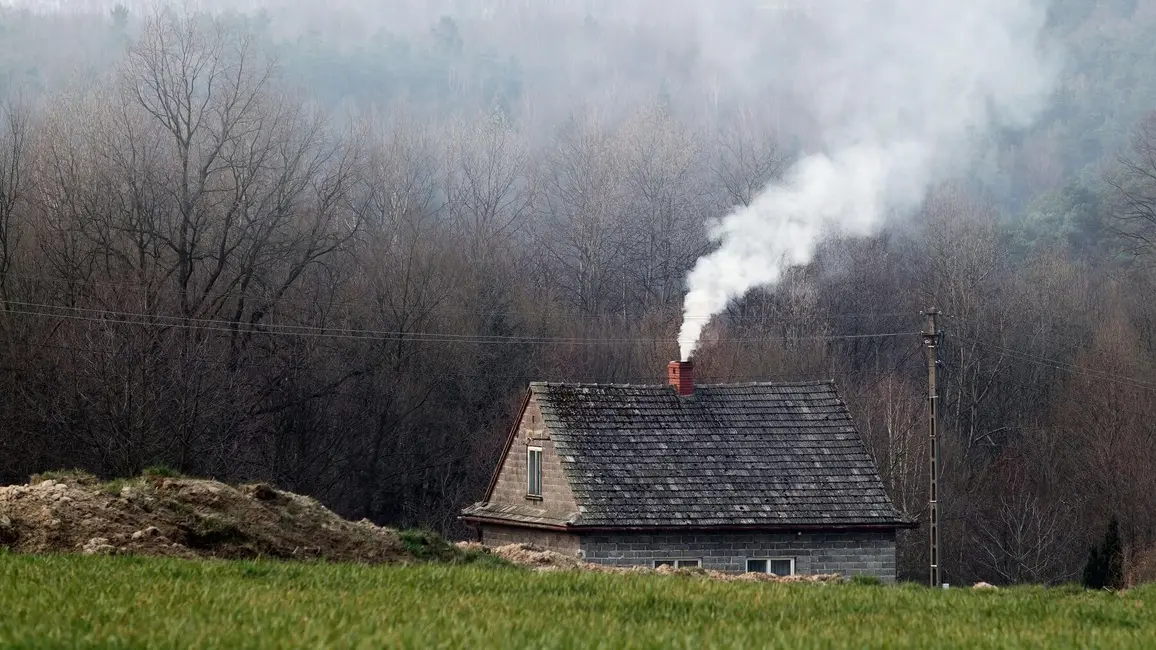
<box><xmin>0</xmin><ymin>1</ymin><xmax>1154</xmax><ymax>585</ymax></box>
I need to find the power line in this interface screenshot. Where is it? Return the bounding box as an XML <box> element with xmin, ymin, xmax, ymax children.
<box><xmin>954</xmin><ymin>336</ymin><xmax>1156</xmax><ymax>392</ymax></box>
<box><xmin>962</xmin><ymin>337</ymin><xmax>1156</xmax><ymax>390</ymax></box>
<box><xmin>845</xmin><ymin>345</ymin><xmax>924</xmax><ymax>404</ymax></box>
<box><xmin>0</xmin><ymin>336</ymin><xmax>917</xmax><ymax>385</ymax></box>
<box><xmin>0</xmin><ymin>301</ymin><xmax>923</xmax><ymax>346</ymax></box>
<box><xmin>0</xmin><ymin>272</ymin><xmax>918</xmax><ymax>322</ymax></box>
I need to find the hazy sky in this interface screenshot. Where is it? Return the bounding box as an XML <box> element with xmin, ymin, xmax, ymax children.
<box><xmin>677</xmin><ymin>0</ymin><xmax>1058</xmax><ymax>358</ymax></box>
<box><xmin>0</xmin><ymin>0</ymin><xmax>1097</xmax><ymax>361</ymax></box>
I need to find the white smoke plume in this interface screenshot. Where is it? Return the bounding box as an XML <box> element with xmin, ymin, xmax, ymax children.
<box><xmin>678</xmin><ymin>0</ymin><xmax>1056</xmax><ymax>361</ymax></box>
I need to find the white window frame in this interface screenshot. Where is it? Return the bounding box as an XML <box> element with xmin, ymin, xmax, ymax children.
<box><xmin>653</xmin><ymin>559</ymin><xmax>701</xmax><ymax>569</ymax></box>
<box><xmin>745</xmin><ymin>557</ymin><xmax>796</xmax><ymax>576</ymax></box>
<box><xmin>526</xmin><ymin>446</ymin><xmax>543</xmax><ymax>497</ymax></box>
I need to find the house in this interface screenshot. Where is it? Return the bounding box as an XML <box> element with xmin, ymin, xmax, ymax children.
<box><xmin>460</xmin><ymin>361</ymin><xmax>914</xmax><ymax>581</ymax></box>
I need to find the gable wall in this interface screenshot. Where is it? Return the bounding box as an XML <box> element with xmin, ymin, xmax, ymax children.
<box><xmin>488</xmin><ymin>395</ymin><xmax>579</xmax><ymax>515</ymax></box>
<box><xmin>579</xmin><ymin>530</ymin><xmax>897</xmax><ymax>582</ymax></box>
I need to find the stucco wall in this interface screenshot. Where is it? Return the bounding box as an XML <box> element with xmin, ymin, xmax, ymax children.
<box><xmin>579</xmin><ymin>530</ymin><xmax>897</xmax><ymax>582</ymax></box>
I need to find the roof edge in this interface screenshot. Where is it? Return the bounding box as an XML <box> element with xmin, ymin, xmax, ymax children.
<box><xmin>566</xmin><ymin>521</ymin><xmax>917</xmax><ymax>533</ymax></box>
<box><xmin>459</xmin><ymin>514</ymin><xmax>570</xmax><ymax>532</ymax></box>
<box><xmin>479</xmin><ymin>388</ymin><xmax>533</xmax><ymax>502</ymax></box>
<box><xmin>459</xmin><ymin>514</ymin><xmax>917</xmax><ymax>533</ymax></box>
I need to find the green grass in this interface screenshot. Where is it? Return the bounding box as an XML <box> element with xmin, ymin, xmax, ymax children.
<box><xmin>29</xmin><ymin>469</ymin><xmax>101</xmax><ymax>485</ymax></box>
<box><xmin>397</xmin><ymin>528</ymin><xmax>510</xmax><ymax>568</ymax></box>
<box><xmin>0</xmin><ymin>553</ymin><xmax>1153</xmax><ymax>649</ymax></box>
<box><xmin>140</xmin><ymin>465</ymin><xmax>184</xmax><ymax>479</ymax></box>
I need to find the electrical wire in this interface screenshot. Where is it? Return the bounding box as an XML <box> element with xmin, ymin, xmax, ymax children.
<box><xmin>0</xmin><ymin>301</ymin><xmax>923</xmax><ymax>346</ymax></box>
<box><xmin>0</xmin><ymin>271</ymin><xmax>920</xmax><ymax>323</ymax></box>
<box><xmin>845</xmin><ymin>345</ymin><xmax>925</xmax><ymax>404</ymax></box>
<box><xmin>954</xmin><ymin>335</ymin><xmax>1156</xmax><ymax>392</ymax></box>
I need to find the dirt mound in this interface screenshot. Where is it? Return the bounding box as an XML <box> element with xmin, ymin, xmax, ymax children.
<box><xmin>459</xmin><ymin>542</ymin><xmax>842</xmax><ymax>583</ymax></box>
<box><xmin>489</xmin><ymin>543</ymin><xmax>586</xmax><ymax>570</ymax></box>
<box><xmin>0</xmin><ymin>471</ymin><xmax>406</xmax><ymax>563</ymax></box>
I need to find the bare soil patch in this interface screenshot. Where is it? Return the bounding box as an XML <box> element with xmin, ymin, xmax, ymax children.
<box><xmin>0</xmin><ymin>470</ymin><xmax>406</xmax><ymax>563</ymax></box>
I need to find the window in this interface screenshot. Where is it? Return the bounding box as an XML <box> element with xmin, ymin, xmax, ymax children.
<box><xmin>653</xmin><ymin>559</ymin><xmax>701</xmax><ymax>569</ymax></box>
<box><xmin>746</xmin><ymin>558</ymin><xmax>795</xmax><ymax>576</ymax></box>
<box><xmin>527</xmin><ymin>447</ymin><xmax>543</xmax><ymax>497</ymax></box>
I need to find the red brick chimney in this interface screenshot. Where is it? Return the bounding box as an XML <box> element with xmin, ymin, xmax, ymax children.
<box><xmin>668</xmin><ymin>360</ymin><xmax>694</xmax><ymax>397</ymax></box>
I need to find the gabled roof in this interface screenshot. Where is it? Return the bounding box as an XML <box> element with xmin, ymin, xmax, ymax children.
<box><xmin>464</xmin><ymin>380</ymin><xmax>910</xmax><ymax>530</ymax></box>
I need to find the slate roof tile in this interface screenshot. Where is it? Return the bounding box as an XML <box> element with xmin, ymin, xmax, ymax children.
<box><xmin>526</xmin><ymin>380</ymin><xmax>907</xmax><ymax>528</ymax></box>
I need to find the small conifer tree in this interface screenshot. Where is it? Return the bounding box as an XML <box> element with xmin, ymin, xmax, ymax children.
<box><xmin>1083</xmin><ymin>518</ymin><xmax>1124</xmax><ymax>590</ymax></box>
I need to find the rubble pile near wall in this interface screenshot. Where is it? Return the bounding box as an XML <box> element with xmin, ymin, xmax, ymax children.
<box><xmin>458</xmin><ymin>541</ymin><xmax>843</xmax><ymax>582</ymax></box>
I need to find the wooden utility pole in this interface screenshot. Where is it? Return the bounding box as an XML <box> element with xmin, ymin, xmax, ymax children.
<box><xmin>923</xmin><ymin>309</ymin><xmax>941</xmax><ymax>587</ymax></box>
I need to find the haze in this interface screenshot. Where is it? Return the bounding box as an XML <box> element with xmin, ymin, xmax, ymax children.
<box><xmin>1</xmin><ymin>0</ymin><xmax>1156</xmax><ymax>587</ymax></box>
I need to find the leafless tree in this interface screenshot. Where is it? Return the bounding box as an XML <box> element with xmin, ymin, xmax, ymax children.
<box><xmin>0</xmin><ymin>100</ymin><xmax>30</xmax><ymax>309</ymax></box>
<box><xmin>971</xmin><ymin>457</ymin><xmax>1083</xmax><ymax>585</ymax></box>
<box><xmin>710</xmin><ymin>107</ymin><xmax>786</xmax><ymax>209</ymax></box>
<box><xmin>617</xmin><ymin>101</ymin><xmax>709</xmax><ymax>313</ymax></box>
<box><xmin>6</xmin><ymin>8</ymin><xmax>1156</xmax><ymax>583</ymax></box>
<box><xmin>444</xmin><ymin>108</ymin><xmax>532</xmax><ymax>268</ymax></box>
<box><xmin>1109</xmin><ymin>112</ymin><xmax>1156</xmax><ymax>261</ymax></box>
<box><xmin>534</xmin><ymin>113</ymin><xmax>629</xmax><ymax>316</ymax></box>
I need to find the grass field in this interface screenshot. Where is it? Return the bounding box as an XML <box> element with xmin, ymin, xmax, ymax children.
<box><xmin>1</xmin><ymin>553</ymin><xmax>1153</xmax><ymax>649</ymax></box>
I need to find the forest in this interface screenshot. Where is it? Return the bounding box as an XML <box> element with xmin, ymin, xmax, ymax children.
<box><xmin>0</xmin><ymin>0</ymin><xmax>1155</xmax><ymax>586</ymax></box>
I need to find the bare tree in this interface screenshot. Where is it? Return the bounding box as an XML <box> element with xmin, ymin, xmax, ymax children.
<box><xmin>444</xmin><ymin>108</ymin><xmax>532</xmax><ymax>268</ymax></box>
<box><xmin>534</xmin><ymin>112</ymin><xmax>629</xmax><ymax>316</ymax></box>
<box><xmin>338</xmin><ymin>113</ymin><xmax>464</xmax><ymax>521</ymax></box>
<box><xmin>0</xmin><ymin>100</ymin><xmax>30</xmax><ymax>309</ymax></box>
<box><xmin>617</xmin><ymin>101</ymin><xmax>709</xmax><ymax>313</ymax></box>
<box><xmin>1109</xmin><ymin>112</ymin><xmax>1156</xmax><ymax>261</ymax></box>
<box><xmin>1049</xmin><ymin>306</ymin><xmax>1156</xmax><ymax>582</ymax></box>
<box><xmin>917</xmin><ymin>186</ymin><xmax>1019</xmax><ymax>457</ymax></box>
<box><xmin>710</xmin><ymin>106</ymin><xmax>786</xmax><ymax>209</ymax></box>
<box><xmin>971</xmin><ymin>460</ymin><xmax>1083</xmax><ymax>585</ymax></box>
<box><xmin>19</xmin><ymin>11</ymin><xmax>363</xmax><ymax>477</ymax></box>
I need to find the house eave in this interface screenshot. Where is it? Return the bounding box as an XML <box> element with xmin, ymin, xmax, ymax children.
<box><xmin>459</xmin><ymin>515</ymin><xmax>916</xmax><ymax>534</ymax></box>
<box><xmin>459</xmin><ymin>514</ymin><xmax>571</xmax><ymax>532</ymax></box>
<box><xmin>568</xmin><ymin>522</ymin><xmax>916</xmax><ymax>533</ymax></box>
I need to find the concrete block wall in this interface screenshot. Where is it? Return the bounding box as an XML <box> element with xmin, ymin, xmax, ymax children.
<box><xmin>579</xmin><ymin>530</ymin><xmax>897</xmax><ymax>582</ymax></box>
<box><xmin>481</xmin><ymin>524</ymin><xmax>581</xmax><ymax>555</ymax></box>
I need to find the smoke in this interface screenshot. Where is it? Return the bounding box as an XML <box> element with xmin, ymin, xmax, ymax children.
<box><xmin>678</xmin><ymin>0</ymin><xmax>1056</xmax><ymax>361</ymax></box>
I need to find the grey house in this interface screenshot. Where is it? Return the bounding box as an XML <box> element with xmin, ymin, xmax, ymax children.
<box><xmin>461</xmin><ymin>361</ymin><xmax>913</xmax><ymax>581</ymax></box>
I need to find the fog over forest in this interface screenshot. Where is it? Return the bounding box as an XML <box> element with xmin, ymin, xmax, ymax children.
<box><xmin>1</xmin><ymin>0</ymin><xmax>1155</xmax><ymax>586</ymax></box>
